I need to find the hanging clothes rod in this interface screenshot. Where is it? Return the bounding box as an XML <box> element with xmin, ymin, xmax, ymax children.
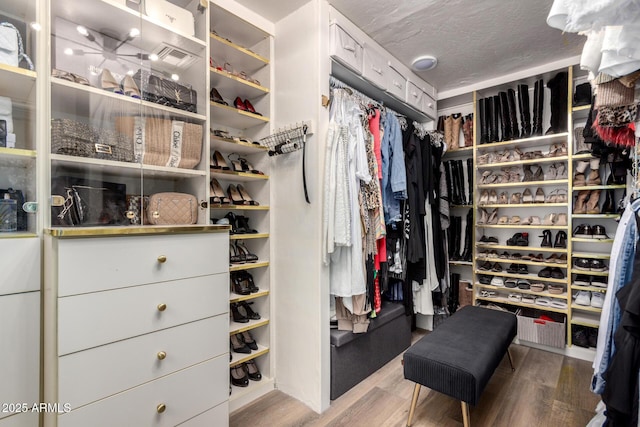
<box><xmin>329</xmin><ymin>76</ymin><xmax>407</xmax><ymax>122</ymax></box>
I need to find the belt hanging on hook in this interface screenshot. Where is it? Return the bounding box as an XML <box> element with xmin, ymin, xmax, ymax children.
<box><xmin>302</xmin><ymin>124</ymin><xmax>310</xmax><ymax>204</ymax></box>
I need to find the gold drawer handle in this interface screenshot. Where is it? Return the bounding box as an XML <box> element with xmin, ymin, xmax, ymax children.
<box><xmin>157</xmin><ymin>403</ymin><xmax>166</xmax><ymax>414</ymax></box>
<box><xmin>157</xmin><ymin>351</ymin><xmax>167</xmax><ymax>360</ymax></box>
<box><xmin>157</xmin><ymin>303</ymin><xmax>167</xmax><ymax>312</ymax></box>
<box><xmin>157</xmin><ymin>255</ymin><xmax>167</xmax><ymax>263</ymax></box>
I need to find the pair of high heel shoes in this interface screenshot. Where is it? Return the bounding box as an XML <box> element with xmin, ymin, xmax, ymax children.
<box><xmin>230</xmin><ymin>242</ymin><xmax>258</xmax><ymax>264</ymax></box>
<box><xmin>230</xmin><ymin>330</ymin><xmax>258</xmax><ymax>354</ymax></box>
<box><xmin>477</xmin><ymin>208</ymin><xmax>499</xmax><ymax>225</ymax></box>
<box><xmin>211</xmin><ymin>150</ymin><xmax>264</xmax><ymax>175</ymax></box>
<box><xmin>231</xmin><ymin>270</ymin><xmax>259</xmax><ymax>295</ymax></box>
<box><xmin>101</xmin><ymin>69</ymin><xmax>141</xmax><ymax>98</ymax></box>
<box><xmin>225</xmin><ymin>211</ymin><xmax>258</xmax><ymax>234</ymax></box>
<box><xmin>210</xmin><ymin>178</ymin><xmax>230</xmax><ymax>205</ymax></box>
<box><xmin>228</xmin><ymin>184</ymin><xmax>259</xmax><ymax>206</ymax></box>
<box><xmin>230</xmin><ymin>360</ymin><xmax>262</xmax><ymax>388</ymax></box>
<box><xmin>230</xmin><ymin>301</ymin><xmax>260</xmax><ymax>323</ymax></box>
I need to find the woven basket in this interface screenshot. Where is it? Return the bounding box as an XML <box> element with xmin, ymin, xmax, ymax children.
<box><xmin>115</xmin><ymin>116</ymin><xmax>202</xmax><ymax>169</ymax></box>
<box><xmin>51</xmin><ymin>119</ymin><xmax>134</xmax><ymax>162</ymax></box>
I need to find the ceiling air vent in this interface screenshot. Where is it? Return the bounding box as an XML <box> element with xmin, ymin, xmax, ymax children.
<box><xmin>152</xmin><ymin>43</ymin><xmax>197</xmax><ymax>69</ymax></box>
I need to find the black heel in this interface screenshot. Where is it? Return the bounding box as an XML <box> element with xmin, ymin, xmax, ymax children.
<box><xmin>539</xmin><ymin>229</ymin><xmax>552</xmax><ymax>247</ymax></box>
<box><xmin>554</xmin><ymin>230</ymin><xmax>567</xmax><ymax>248</ymax></box>
<box><xmin>230</xmin><ymin>302</ymin><xmax>249</xmax><ymax>323</ymax></box>
<box><xmin>241</xmin><ymin>270</ymin><xmax>259</xmax><ymax>293</ymax></box>
<box><xmin>236</xmin><ymin>242</ymin><xmax>258</xmax><ymax>262</ymax></box>
<box><xmin>229</xmin><ymin>244</ymin><xmax>244</xmax><ymax>264</ymax></box>
<box><xmin>231</xmin><ymin>272</ymin><xmax>251</xmax><ymax>295</ymax></box>
<box><xmin>227</xmin><ymin>184</ymin><xmax>247</xmax><ymax>205</ymax></box>
<box><xmin>237</xmin><ymin>215</ymin><xmax>258</xmax><ymax>233</ymax></box>
<box><xmin>239</xmin><ymin>301</ymin><xmax>260</xmax><ymax>320</ymax></box>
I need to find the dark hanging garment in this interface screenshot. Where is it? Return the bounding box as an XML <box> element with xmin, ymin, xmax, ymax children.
<box><xmin>422</xmin><ymin>133</ymin><xmax>446</xmax><ymax>280</ymax></box>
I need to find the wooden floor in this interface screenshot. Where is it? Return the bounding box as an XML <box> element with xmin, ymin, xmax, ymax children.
<box><xmin>230</xmin><ymin>330</ymin><xmax>601</xmax><ymax>427</ymax></box>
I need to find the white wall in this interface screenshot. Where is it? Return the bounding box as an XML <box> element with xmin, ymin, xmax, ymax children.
<box><xmin>272</xmin><ymin>0</ymin><xmax>331</xmax><ymax>413</ymax></box>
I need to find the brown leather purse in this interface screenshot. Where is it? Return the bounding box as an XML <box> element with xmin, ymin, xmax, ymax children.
<box><xmin>146</xmin><ymin>192</ymin><xmax>198</xmax><ymax>225</ymax></box>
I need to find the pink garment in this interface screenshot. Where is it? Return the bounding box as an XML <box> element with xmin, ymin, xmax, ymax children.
<box><xmin>369</xmin><ymin>109</ymin><xmax>382</xmax><ymax>179</ymax></box>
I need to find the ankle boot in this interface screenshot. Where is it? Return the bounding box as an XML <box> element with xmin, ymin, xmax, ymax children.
<box><xmin>479</xmin><ymin>98</ymin><xmax>488</xmax><ymax>144</ymax></box>
<box><xmin>587</xmin><ymin>157</ymin><xmax>601</xmax><ymax>185</ymax></box>
<box><xmin>532</xmin><ymin>79</ymin><xmax>544</xmax><ymax>136</ymax></box>
<box><xmin>467</xmin><ymin>157</ymin><xmax>474</xmax><ymax>204</ymax></box>
<box><xmin>545</xmin><ymin>71</ymin><xmax>568</xmax><ymax>135</ymax></box>
<box><xmin>518</xmin><ymin>84</ymin><xmax>531</xmax><ymax>137</ymax></box>
<box><xmin>574</xmin><ymin>160</ymin><xmax>589</xmax><ymax>186</ymax></box>
<box><xmin>507</xmin><ymin>89</ymin><xmax>519</xmax><ymax>140</ymax></box>
<box><xmin>444</xmin><ymin>161</ymin><xmax>454</xmax><ymax>204</ymax></box>
<box><xmin>457</xmin><ymin>160</ymin><xmax>467</xmax><ymax>205</ymax></box>
<box><xmin>444</xmin><ymin>115</ymin><xmax>455</xmax><ymax>151</ymax></box>
<box><xmin>486</xmin><ymin>97</ymin><xmax>496</xmax><ymax>143</ymax></box>
<box><xmin>462</xmin><ymin>114</ymin><xmax>473</xmax><ymax>147</ymax></box>
<box><xmin>573</xmin><ymin>190</ymin><xmax>590</xmax><ymax>214</ymax></box>
<box><xmin>586</xmin><ymin>190</ymin><xmax>601</xmax><ymax>214</ymax></box>
<box><xmin>499</xmin><ymin>92</ymin><xmax>511</xmax><ymax>141</ymax></box>
<box><xmin>451</xmin><ymin>114</ymin><xmax>463</xmax><ymax>150</ymax></box>
<box><xmin>602</xmin><ymin>189</ymin><xmax>616</xmax><ymax>213</ymax></box>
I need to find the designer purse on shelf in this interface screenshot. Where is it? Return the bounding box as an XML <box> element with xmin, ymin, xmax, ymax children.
<box><xmin>0</xmin><ymin>188</ymin><xmax>26</xmax><ymax>230</ymax></box>
<box><xmin>125</xmin><ymin>194</ymin><xmax>149</xmax><ymax>225</ymax></box>
<box><xmin>146</xmin><ymin>192</ymin><xmax>198</xmax><ymax>225</ymax></box>
<box><xmin>0</xmin><ymin>22</ymin><xmax>34</xmax><ymax>69</ymax></box>
<box><xmin>0</xmin><ymin>96</ymin><xmax>13</xmax><ymax>136</ymax></box>
<box><xmin>51</xmin><ymin>177</ymin><xmax>127</xmax><ymax>227</ymax></box>
<box><xmin>132</xmin><ymin>69</ymin><xmax>197</xmax><ymax>113</ymax></box>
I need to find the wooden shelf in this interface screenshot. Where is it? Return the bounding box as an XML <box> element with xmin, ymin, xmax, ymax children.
<box><xmin>479</xmin><ymin>203</ymin><xmax>568</xmax><ymax>208</ymax></box>
<box><xmin>0</xmin><ymin>63</ymin><xmax>36</xmax><ymax>105</ymax></box>
<box><xmin>572</xmin><ymin>269</ymin><xmax>609</xmax><ymax>277</ymax></box>
<box><xmin>210</xmin><ymin>32</ymin><xmax>269</xmax><ymax>68</ymax></box>
<box><xmin>230</xmin><ymin>261</ymin><xmax>269</xmax><ymax>272</ymax></box>
<box><xmin>571</xmin><ymin>284</ymin><xmax>608</xmax><ymax>293</ymax></box>
<box><xmin>572</xmin><ymin>185</ymin><xmax>626</xmax><ymax>190</ymax></box>
<box><xmin>476</xmin><ymin>244</ymin><xmax>567</xmax><ymax>253</ymax></box>
<box><xmin>572</xmin><ymin>214</ymin><xmax>621</xmax><ymax>220</ymax></box>
<box><xmin>477</xmin><ymin>256</ymin><xmax>567</xmax><ymax>269</ymax></box>
<box><xmin>475</xmin><ymin>132</ymin><xmax>569</xmax><ymax>151</ymax></box>
<box><xmin>210</xmin><ymin>67</ymin><xmax>269</xmax><ymax>100</ymax></box>
<box><xmin>572</xmin><ymin>104</ymin><xmax>591</xmax><ymax>112</ymax></box>
<box><xmin>0</xmin><ymin>232</ymin><xmax>39</xmax><ymax>239</ymax></box>
<box><xmin>230</xmin><ymin>289</ymin><xmax>269</xmax><ymax>304</ymax></box>
<box><xmin>210</xmin><ymin>101</ymin><xmax>270</xmax><ymax>129</ymax></box>
<box><xmin>476</xmin><ymin>283</ymin><xmax>567</xmax><ymax>299</ymax></box>
<box><xmin>450</xmin><ymin>204</ymin><xmax>473</xmax><ymax>209</ymax></box>
<box><xmin>443</xmin><ymin>146</ymin><xmax>473</xmax><ymax>156</ymax></box>
<box><xmin>210</xmin><ymin>204</ymin><xmax>269</xmax><ymax>211</ymax></box>
<box><xmin>477</xmin><ymin>224</ymin><xmax>567</xmax><ymax>230</ymax></box>
<box><xmin>229</xmin><ymin>318</ymin><xmax>269</xmax><ymax>335</ymax></box>
<box><xmin>475</xmin><ymin>270</ymin><xmax>567</xmax><ymax>284</ymax></box>
<box><xmin>475</xmin><ymin>295</ymin><xmax>568</xmax><ymax>314</ymax></box>
<box><xmin>570</xmin><ymin>311</ymin><xmax>600</xmax><ymax>328</ymax></box>
<box><xmin>0</xmin><ymin>148</ymin><xmax>37</xmax><ymax>169</ymax></box>
<box><xmin>571</xmin><ymin>303</ymin><xmax>602</xmax><ymax>313</ymax></box>
<box><xmin>230</xmin><ymin>345</ymin><xmax>270</xmax><ymax>368</ymax></box>
<box><xmin>573</xmin><ymin>153</ymin><xmax>596</xmax><ymax>160</ymax></box>
<box><xmin>571</xmin><ymin>238</ymin><xmax>614</xmax><ymax>244</ymax></box>
<box><xmin>449</xmin><ymin>260</ymin><xmax>472</xmax><ymax>266</ymax></box>
<box><xmin>478</xmin><ymin>179</ymin><xmax>568</xmax><ymax>189</ymax></box>
<box><xmin>210</xmin><ymin>169</ymin><xmax>269</xmax><ymax>182</ymax></box>
<box><xmin>477</xmin><ymin>155</ymin><xmax>568</xmax><ymax>169</ymax></box>
<box><xmin>210</xmin><ymin>135</ymin><xmax>269</xmax><ymax>155</ymax></box>
<box><xmin>572</xmin><ymin>252</ymin><xmax>611</xmax><ymax>259</ymax></box>
<box><xmin>230</xmin><ymin>233</ymin><xmax>269</xmax><ymax>240</ymax></box>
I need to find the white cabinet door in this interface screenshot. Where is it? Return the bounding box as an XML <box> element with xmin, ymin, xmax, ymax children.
<box><xmin>329</xmin><ymin>23</ymin><xmax>363</xmax><ymax>74</ymax></box>
<box><xmin>0</xmin><ymin>293</ymin><xmax>39</xmax><ymax>420</ymax></box>
<box><xmin>57</xmin><ymin>232</ymin><xmax>228</xmax><ymax>296</ymax></box>
<box><xmin>0</xmin><ymin>238</ymin><xmax>40</xmax><ymax>296</ymax></box>
<box><xmin>58</xmin><ymin>356</ymin><xmax>228</xmax><ymax>427</ymax></box>
<box><xmin>58</xmin><ymin>274</ymin><xmax>228</xmax><ymax>355</ymax></box>
<box><xmin>59</xmin><ymin>314</ymin><xmax>228</xmax><ymax>408</ymax></box>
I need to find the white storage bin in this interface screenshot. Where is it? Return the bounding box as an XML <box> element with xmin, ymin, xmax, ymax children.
<box><xmin>362</xmin><ymin>44</ymin><xmax>386</xmax><ymax>90</ymax></box>
<box><xmin>422</xmin><ymin>92</ymin><xmax>437</xmax><ymax>118</ymax></box>
<box><xmin>386</xmin><ymin>62</ymin><xmax>407</xmax><ymax>101</ymax></box>
<box><xmin>406</xmin><ymin>81</ymin><xmax>424</xmax><ymax>111</ymax></box>
<box><xmin>330</xmin><ymin>22</ymin><xmax>363</xmax><ymax>74</ymax></box>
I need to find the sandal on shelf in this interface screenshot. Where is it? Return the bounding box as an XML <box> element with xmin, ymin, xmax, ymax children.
<box><xmin>238</xmin><ymin>301</ymin><xmax>260</xmax><ymax>320</ymax></box>
<box><xmin>211</xmin><ymin>128</ymin><xmax>231</xmax><ymax>139</ymax></box>
<box><xmin>211</xmin><ymin>150</ymin><xmax>231</xmax><ymax>170</ymax></box>
<box><xmin>210</xmin><ymin>178</ymin><xmax>231</xmax><ymax>205</ymax></box>
<box><xmin>244</xmin><ymin>360</ymin><xmax>262</xmax><ymax>381</ymax></box>
<box><xmin>235</xmin><ymin>242</ymin><xmax>258</xmax><ymax>263</ymax></box>
<box><xmin>479</xmin><ymin>190</ymin><xmax>489</xmax><ymax>205</ymax></box>
<box><xmin>486</xmin><ymin>209</ymin><xmax>499</xmax><ymax>224</ymax></box>
<box><xmin>210</xmin><ymin>87</ymin><xmax>228</xmax><ymax>105</ymax></box>
<box><xmin>227</xmin><ymin>184</ymin><xmax>248</xmax><ymax>205</ymax></box>
<box><xmin>498</xmin><ymin>192</ymin><xmax>508</xmax><ymax>204</ymax></box>
<box><xmin>509</xmin><ymin>216</ymin><xmax>521</xmax><ymax>224</ymax></box>
<box><xmin>230</xmin><ymin>303</ymin><xmax>249</xmax><ymax>323</ymax></box>
<box><xmin>550</xmin><ymin>299</ymin><xmax>568</xmax><ymax>309</ymax></box>
<box><xmin>236</xmin><ymin>184</ymin><xmax>259</xmax><ymax>206</ymax></box>
<box><xmin>533</xmin><ymin>165</ymin><xmax>544</xmax><ymax>181</ymax></box>
<box><xmin>508</xmin><ymin>293</ymin><xmax>522</xmax><ymax>302</ymax></box>
<box><xmin>510</xmin><ymin>192</ymin><xmax>522</xmax><ymax>204</ymax></box>
<box><xmin>535</xmin><ymin>297</ymin><xmax>552</xmax><ymax>307</ymax></box>
<box><xmin>498</xmin><ymin>215</ymin><xmax>509</xmax><ymax>225</ymax></box>
<box><xmin>530</xmin><ymin>283</ymin><xmax>546</xmax><ymax>292</ymax></box>
<box><xmin>230</xmin><ymin>244</ymin><xmax>245</xmax><ymax>264</ymax></box>
<box><xmin>239</xmin><ymin>157</ymin><xmax>264</xmax><ymax>175</ymax></box>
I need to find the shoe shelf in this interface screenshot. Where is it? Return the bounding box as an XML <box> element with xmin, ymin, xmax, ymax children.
<box><xmin>230</xmin><ymin>344</ymin><xmax>270</xmax><ymax>368</ymax></box>
<box><xmin>230</xmin><ymin>376</ymin><xmax>274</xmax><ymax>403</ymax></box>
<box><xmin>230</xmin><ymin>233</ymin><xmax>269</xmax><ymax>240</ymax></box>
<box><xmin>479</xmin><ymin>203</ymin><xmax>568</xmax><ymax>208</ymax></box>
<box><xmin>230</xmin><ymin>318</ymin><xmax>269</xmax><ymax>335</ymax></box>
<box><xmin>51</xmin><ymin>78</ymin><xmax>207</xmax><ymax>122</ymax></box>
<box><xmin>571</xmin><ymin>237</ymin><xmax>614</xmax><ymax>244</ymax></box>
<box><xmin>477</xmin><ymin>257</ymin><xmax>567</xmax><ymax>269</ymax></box>
<box><xmin>210</xmin><ymin>169</ymin><xmax>270</xmax><ymax>182</ymax></box>
<box><xmin>475</xmin><ymin>294</ymin><xmax>568</xmax><ymax>314</ymax></box>
<box><xmin>572</xmin><ymin>252</ymin><xmax>611</xmax><ymax>259</ymax></box>
<box><xmin>475</xmin><ymin>132</ymin><xmax>569</xmax><ymax>151</ymax></box>
<box><xmin>476</xmin><ymin>283</ymin><xmax>567</xmax><ymax>299</ymax></box>
<box><xmin>571</xmin><ymin>303</ymin><xmax>603</xmax><ymax>313</ymax></box>
<box><xmin>210</xmin><ymin>135</ymin><xmax>269</xmax><ymax>155</ymax></box>
<box><xmin>573</xmin><ymin>153</ymin><xmax>597</xmax><ymax>160</ymax></box>
<box><xmin>476</xmin><ymin>155</ymin><xmax>568</xmax><ymax>169</ymax></box>
<box><xmin>210</xmin><ymin>101</ymin><xmax>270</xmax><ymax>129</ymax></box>
<box><xmin>230</xmin><ymin>289</ymin><xmax>270</xmax><ymax>304</ymax></box>
<box><xmin>571</xmin><ymin>284</ymin><xmax>608</xmax><ymax>293</ymax></box>
<box><xmin>0</xmin><ymin>63</ymin><xmax>37</xmax><ymax>104</ymax></box>
<box><xmin>572</xmin><ymin>269</ymin><xmax>609</xmax><ymax>277</ymax></box>
<box><xmin>210</xmin><ymin>32</ymin><xmax>269</xmax><ymax>73</ymax></box>
<box><xmin>449</xmin><ymin>260</ymin><xmax>472</xmax><ymax>266</ymax></box>
<box><xmin>572</xmin><ymin>104</ymin><xmax>591</xmax><ymax>113</ymax></box>
<box><xmin>478</xmin><ymin>179</ymin><xmax>568</xmax><ymax>189</ymax></box>
<box><xmin>210</xmin><ymin>67</ymin><xmax>269</xmax><ymax>100</ymax></box>
<box><xmin>476</xmin><ymin>243</ymin><xmax>567</xmax><ymax>253</ymax></box>
<box><xmin>444</xmin><ymin>147</ymin><xmax>473</xmax><ymax>156</ymax></box>
<box><xmin>477</xmin><ymin>224</ymin><xmax>567</xmax><ymax>230</ymax></box>
<box><xmin>570</xmin><ymin>311</ymin><xmax>600</xmax><ymax>328</ymax></box>
<box><xmin>210</xmin><ymin>204</ymin><xmax>269</xmax><ymax>211</ymax></box>
<box><xmin>54</xmin><ymin>0</ymin><xmax>207</xmax><ymax>56</ymax></box>
<box><xmin>572</xmin><ymin>214</ymin><xmax>621</xmax><ymax>220</ymax></box>
<box><xmin>475</xmin><ymin>270</ymin><xmax>567</xmax><ymax>284</ymax></box>
<box><xmin>230</xmin><ymin>261</ymin><xmax>269</xmax><ymax>272</ymax></box>
<box><xmin>572</xmin><ymin>184</ymin><xmax>626</xmax><ymax>191</ymax></box>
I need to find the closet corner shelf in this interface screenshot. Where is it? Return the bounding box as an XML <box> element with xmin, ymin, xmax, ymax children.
<box><xmin>230</xmin><ymin>318</ymin><xmax>269</xmax><ymax>335</ymax></box>
<box><xmin>476</xmin><ymin>224</ymin><xmax>567</xmax><ymax>230</ymax></box>
<box><xmin>477</xmin><ymin>155</ymin><xmax>568</xmax><ymax>169</ymax></box>
<box><xmin>571</xmin><ymin>304</ymin><xmax>603</xmax><ymax>313</ymax></box>
<box><xmin>230</xmin><ymin>345</ymin><xmax>269</xmax><ymax>368</ymax></box>
<box><xmin>570</xmin><ymin>312</ymin><xmax>600</xmax><ymax>328</ymax></box>
<box><xmin>475</xmin><ymin>295</ymin><xmax>568</xmax><ymax>314</ymax></box>
<box><xmin>571</xmin><ymin>237</ymin><xmax>614</xmax><ymax>244</ymax></box>
<box><xmin>210</xmin><ymin>169</ymin><xmax>270</xmax><ymax>182</ymax></box>
<box><xmin>474</xmin><ymin>270</ymin><xmax>568</xmax><ymax>284</ymax></box>
<box><xmin>230</xmin><ymin>289</ymin><xmax>269</xmax><ymax>304</ymax></box>
<box><xmin>230</xmin><ymin>233</ymin><xmax>269</xmax><ymax>240</ymax></box>
<box><xmin>475</xmin><ymin>244</ymin><xmax>567</xmax><ymax>253</ymax></box>
<box><xmin>479</xmin><ymin>203</ymin><xmax>568</xmax><ymax>208</ymax></box>
<box><xmin>209</xmin><ymin>31</ymin><xmax>270</xmax><ymax>65</ymax></box>
<box><xmin>572</xmin><ymin>252</ymin><xmax>611</xmax><ymax>259</ymax></box>
<box><xmin>230</xmin><ymin>261</ymin><xmax>269</xmax><ymax>272</ymax></box>
<box><xmin>475</xmin><ymin>132</ymin><xmax>569</xmax><ymax>151</ymax></box>
<box><xmin>210</xmin><ymin>204</ymin><xmax>270</xmax><ymax>211</ymax></box>
<box><xmin>571</xmin><ymin>214</ymin><xmax>621</xmax><ymax>220</ymax></box>
<box><xmin>478</xmin><ymin>179</ymin><xmax>568</xmax><ymax>189</ymax></box>
<box><xmin>449</xmin><ymin>260</ymin><xmax>472</xmax><ymax>266</ymax></box>
<box><xmin>210</xmin><ymin>102</ymin><xmax>270</xmax><ymax>129</ymax></box>
<box><xmin>0</xmin><ymin>63</ymin><xmax>36</xmax><ymax>103</ymax></box>
<box><xmin>571</xmin><ymin>284</ymin><xmax>608</xmax><ymax>293</ymax></box>
<box><xmin>210</xmin><ymin>135</ymin><xmax>269</xmax><ymax>154</ymax></box>
<box><xmin>572</xmin><ymin>185</ymin><xmax>626</xmax><ymax>191</ymax></box>
<box><xmin>210</xmin><ymin>67</ymin><xmax>270</xmax><ymax>99</ymax></box>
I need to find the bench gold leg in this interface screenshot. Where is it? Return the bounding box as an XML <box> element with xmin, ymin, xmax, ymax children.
<box><xmin>461</xmin><ymin>401</ymin><xmax>470</xmax><ymax>427</ymax></box>
<box><xmin>406</xmin><ymin>383</ymin><xmax>421</xmax><ymax>427</ymax></box>
<box><xmin>507</xmin><ymin>348</ymin><xmax>515</xmax><ymax>372</ymax></box>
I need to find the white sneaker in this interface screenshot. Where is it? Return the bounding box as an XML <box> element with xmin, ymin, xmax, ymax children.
<box><xmin>591</xmin><ymin>292</ymin><xmax>605</xmax><ymax>308</ymax></box>
<box><xmin>574</xmin><ymin>291</ymin><xmax>591</xmax><ymax>306</ymax></box>
<box><xmin>491</xmin><ymin>277</ymin><xmax>504</xmax><ymax>287</ymax></box>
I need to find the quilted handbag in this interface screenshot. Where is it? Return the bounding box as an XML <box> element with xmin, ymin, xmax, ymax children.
<box><xmin>146</xmin><ymin>192</ymin><xmax>198</xmax><ymax>225</ymax></box>
<box><xmin>0</xmin><ymin>22</ymin><xmax>33</xmax><ymax>69</ymax></box>
<box><xmin>132</xmin><ymin>69</ymin><xmax>197</xmax><ymax>113</ymax></box>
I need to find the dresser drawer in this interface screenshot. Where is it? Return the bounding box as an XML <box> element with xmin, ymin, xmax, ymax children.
<box><xmin>58</xmin><ymin>274</ymin><xmax>228</xmax><ymax>355</ymax></box>
<box><xmin>0</xmin><ymin>293</ymin><xmax>39</xmax><ymax>420</ymax></box>
<box><xmin>59</xmin><ymin>315</ymin><xmax>228</xmax><ymax>408</ymax></box>
<box><xmin>178</xmin><ymin>402</ymin><xmax>228</xmax><ymax>426</ymax></box>
<box><xmin>58</xmin><ymin>356</ymin><xmax>228</xmax><ymax>427</ymax></box>
<box><xmin>0</xmin><ymin>412</ymin><xmax>39</xmax><ymax>427</ymax></box>
<box><xmin>0</xmin><ymin>238</ymin><xmax>40</xmax><ymax>296</ymax></box>
<box><xmin>57</xmin><ymin>232</ymin><xmax>228</xmax><ymax>296</ymax></box>
<box><xmin>329</xmin><ymin>22</ymin><xmax>363</xmax><ymax>74</ymax></box>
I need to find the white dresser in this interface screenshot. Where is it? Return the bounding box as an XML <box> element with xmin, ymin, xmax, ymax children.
<box><xmin>43</xmin><ymin>228</ymin><xmax>230</xmax><ymax>427</ymax></box>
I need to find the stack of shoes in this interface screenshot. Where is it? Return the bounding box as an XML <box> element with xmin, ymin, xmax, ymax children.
<box><xmin>230</xmin><ymin>360</ymin><xmax>262</xmax><ymax>388</ymax></box>
<box><xmin>574</xmin><ymin>274</ymin><xmax>608</xmax><ymax>288</ymax></box>
<box><xmin>506</xmin><ymin>232</ymin><xmax>528</xmax><ymax>246</ymax></box>
<box><xmin>573</xmin><ymin>224</ymin><xmax>610</xmax><ymax>239</ymax></box>
<box><xmin>572</xmin><ymin>325</ymin><xmax>600</xmax><ymax>348</ymax></box>
<box><xmin>443</xmin><ymin>113</ymin><xmax>463</xmax><ymax>151</ymax></box>
<box><xmin>573</xmin><ymin>258</ymin><xmax>608</xmax><ymax>272</ymax></box>
<box><xmin>539</xmin><ymin>229</ymin><xmax>567</xmax><ymax>248</ymax></box>
<box><xmin>573</xmin><ymin>158</ymin><xmax>601</xmax><ymax>187</ymax></box>
<box><xmin>574</xmin><ymin>291</ymin><xmax>605</xmax><ymax>308</ymax></box>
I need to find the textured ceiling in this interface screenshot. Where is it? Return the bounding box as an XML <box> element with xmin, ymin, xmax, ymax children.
<box><xmin>233</xmin><ymin>0</ymin><xmax>586</xmax><ymax>96</ymax></box>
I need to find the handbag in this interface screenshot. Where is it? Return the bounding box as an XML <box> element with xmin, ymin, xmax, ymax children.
<box><xmin>0</xmin><ymin>96</ymin><xmax>13</xmax><ymax>135</ymax></box>
<box><xmin>0</xmin><ymin>22</ymin><xmax>34</xmax><ymax>70</ymax></box>
<box><xmin>0</xmin><ymin>188</ymin><xmax>26</xmax><ymax>230</ymax></box>
<box><xmin>51</xmin><ymin>118</ymin><xmax>134</xmax><ymax>163</ymax></box>
<box><xmin>133</xmin><ymin>69</ymin><xmax>197</xmax><ymax>113</ymax></box>
<box><xmin>147</xmin><ymin>192</ymin><xmax>198</xmax><ymax>225</ymax></box>
<box><xmin>125</xmin><ymin>194</ymin><xmax>149</xmax><ymax>225</ymax></box>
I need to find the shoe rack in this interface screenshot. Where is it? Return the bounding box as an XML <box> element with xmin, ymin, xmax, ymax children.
<box><xmin>208</xmin><ymin>2</ymin><xmax>274</xmax><ymax>409</ymax></box>
<box><xmin>473</xmin><ymin>68</ymin><xmax>573</xmax><ymax>352</ymax></box>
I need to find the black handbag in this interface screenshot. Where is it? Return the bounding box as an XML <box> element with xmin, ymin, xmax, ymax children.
<box><xmin>51</xmin><ymin>177</ymin><xmax>127</xmax><ymax>227</ymax></box>
<box><xmin>133</xmin><ymin>70</ymin><xmax>197</xmax><ymax>113</ymax></box>
<box><xmin>0</xmin><ymin>188</ymin><xmax>26</xmax><ymax>230</ymax></box>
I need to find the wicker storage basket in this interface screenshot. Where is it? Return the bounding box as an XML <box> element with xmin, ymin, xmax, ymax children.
<box><xmin>115</xmin><ymin>116</ymin><xmax>203</xmax><ymax>169</ymax></box>
<box><xmin>51</xmin><ymin>119</ymin><xmax>134</xmax><ymax>162</ymax></box>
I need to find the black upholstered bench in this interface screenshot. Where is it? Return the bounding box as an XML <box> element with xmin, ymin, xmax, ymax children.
<box><xmin>403</xmin><ymin>305</ymin><xmax>517</xmax><ymax>427</ymax></box>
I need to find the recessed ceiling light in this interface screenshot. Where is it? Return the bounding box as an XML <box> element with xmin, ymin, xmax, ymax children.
<box><xmin>411</xmin><ymin>55</ymin><xmax>438</xmax><ymax>71</ymax></box>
